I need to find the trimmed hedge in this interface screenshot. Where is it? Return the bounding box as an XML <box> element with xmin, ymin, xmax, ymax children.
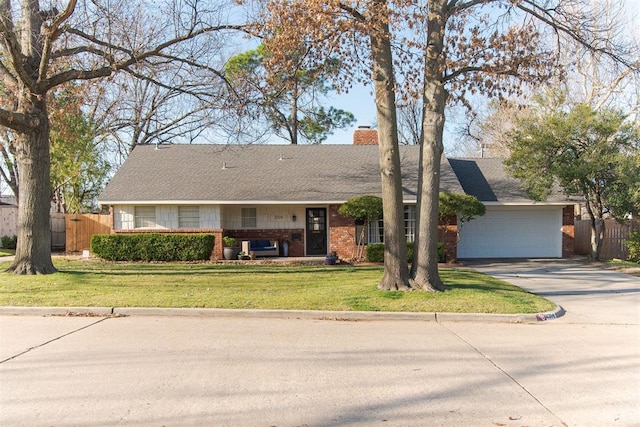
<box><xmin>365</xmin><ymin>242</ymin><xmax>444</xmax><ymax>263</ymax></box>
<box><xmin>1</xmin><ymin>235</ymin><xmax>17</xmax><ymax>250</ymax></box>
<box><xmin>91</xmin><ymin>233</ymin><xmax>215</xmax><ymax>261</ymax></box>
<box><xmin>627</xmin><ymin>231</ymin><xmax>640</xmax><ymax>263</ymax></box>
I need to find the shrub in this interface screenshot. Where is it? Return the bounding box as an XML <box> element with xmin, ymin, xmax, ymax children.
<box><xmin>626</xmin><ymin>231</ymin><xmax>640</xmax><ymax>263</ymax></box>
<box><xmin>91</xmin><ymin>233</ymin><xmax>215</xmax><ymax>262</ymax></box>
<box><xmin>222</xmin><ymin>236</ymin><xmax>236</xmax><ymax>247</ymax></box>
<box><xmin>365</xmin><ymin>242</ymin><xmax>444</xmax><ymax>263</ymax></box>
<box><xmin>365</xmin><ymin>243</ymin><xmax>384</xmax><ymax>262</ymax></box>
<box><xmin>1</xmin><ymin>235</ymin><xmax>17</xmax><ymax>250</ymax></box>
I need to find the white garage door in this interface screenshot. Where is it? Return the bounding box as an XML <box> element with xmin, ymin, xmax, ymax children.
<box><xmin>457</xmin><ymin>206</ymin><xmax>562</xmax><ymax>258</ymax></box>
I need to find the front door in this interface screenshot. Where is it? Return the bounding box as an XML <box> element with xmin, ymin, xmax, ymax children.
<box><xmin>306</xmin><ymin>208</ymin><xmax>327</xmax><ymax>255</ymax></box>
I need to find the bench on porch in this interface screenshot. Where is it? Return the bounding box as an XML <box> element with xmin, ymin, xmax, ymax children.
<box><xmin>241</xmin><ymin>239</ymin><xmax>279</xmax><ymax>257</ymax></box>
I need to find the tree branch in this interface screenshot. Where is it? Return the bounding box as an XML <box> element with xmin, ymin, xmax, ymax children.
<box><xmin>42</xmin><ymin>24</ymin><xmax>248</xmax><ymax>91</ymax></box>
<box><xmin>517</xmin><ymin>0</ymin><xmax>632</xmax><ymax>67</ymax></box>
<box><xmin>39</xmin><ymin>0</ymin><xmax>79</xmax><ymax>81</ymax></box>
<box><xmin>338</xmin><ymin>3</ymin><xmax>367</xmax><ymax>22</ymax></box>
<box><xmin>152</xmin><ymin>52</ymin><xmax>231</xmax><ymax>88</ymax></box>
<box><xmin>0</xmin><ymin>108</ymin><xmax>35</xmax><ymax>131</ymax></box>
<box><xmin>0</xmin><ymin>59</ymin><xmax>18</xmax><ymax>87</ymax></box>
<box><xmin>592</xmin><ymin>60</ymin><xmax>640</xmax><ymax>110</ymax></box>
<box><xmin>449</xmin><ymin>0</ymin><xmax>492</xmax><ymax>14</ymax></box>
<box><xmin>0</xmin><ymin>0</ymin><xmax>36</xmax><ymax>91</ymax></box>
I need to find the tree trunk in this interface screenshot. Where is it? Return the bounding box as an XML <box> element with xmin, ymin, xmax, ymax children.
<box><xmin>411</xmin><ymin>0</ymin><xmax>448</xmax><ymax>292</ymax></box>
<box><xmin>290</xmin><ymin>79</ymin><xmax>299</xmax><ymax>145</ymax></box>
<box><xmin>584</xmin><ymin>200</ymin><xmax>604</xmax><ymax>261</ymax></box>
<box><xmin>589</xmin><ymin>216</ymin><xmax>605</xmax><ymax>261</ymax></box>
<box><xmin>6</xmin><ymin>98</ymin><xmax>56</xmax><ymax>274</ymax></box>
<box><xmin>369</xmin><ymin>1</ymin><xmax>411</xmax><ymax>291</ymax></box>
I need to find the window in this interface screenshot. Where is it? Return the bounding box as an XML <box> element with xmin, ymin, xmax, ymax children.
<box><xmin>178</xmin><ymin>206</ymin><xmax>199</xmax><ymax>228</ymax></box>
<box><xmin>368</xmin><ymin>219</ymin><xmax>384</xmax><ymax>244</ymax></box>
<box><xmin>134</xmin><ymin>206</ymin><xmax>157</xmax><ymax>228</ymax></box>
<box><xmin>241</xmin><ymin>207</ymin><xmax>257</xmax><ymax>228</ymax></box>
<box><xmin>404</xmin><ymin>205</ymin><xmax>416</xmax><ymax>243</ymax></box>
<box><xmin>367</xmin><ymin>205</ymin><xmax>416</xmax><ymax>243</ymax></box>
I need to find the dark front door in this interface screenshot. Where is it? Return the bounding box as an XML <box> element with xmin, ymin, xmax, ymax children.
<box><xmin>306</xmin><ymin>208</ymin><xmax>327</xmax><ymax>255</ymax></box>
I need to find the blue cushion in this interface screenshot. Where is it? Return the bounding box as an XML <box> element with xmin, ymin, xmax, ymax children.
<box><xmin>250</xmin><ymin>240</ymin><xmax>273</xmax><ymax>249</ymax></box>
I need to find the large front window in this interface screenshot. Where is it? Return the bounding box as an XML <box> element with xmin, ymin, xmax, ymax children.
<box><xmin>134</xmin><ymin>206</ymin><xmax>157</xmax><ymax>228</ymax></box>
<box><xmin>368</xmin><ymin>205</ymin><xmax>416</xmax><ymax>243</ymax></box>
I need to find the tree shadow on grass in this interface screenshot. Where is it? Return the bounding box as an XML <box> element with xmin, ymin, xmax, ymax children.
<box><xmin>56</xmin><ymin>265</ymin><xmax>383</xmax><ymax>277</ymax></box>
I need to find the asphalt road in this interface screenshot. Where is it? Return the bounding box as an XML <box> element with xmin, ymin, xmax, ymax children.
<box><xmin>1</xmin><ymin>260</ymin><xmax>639</xmax><ymax>426</ymax></box>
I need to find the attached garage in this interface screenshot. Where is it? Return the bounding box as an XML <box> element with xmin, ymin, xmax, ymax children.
<box><xmin>457</xmin><ymin>205</ymin><xmax>563</xmax><ymax>258</ymax></box>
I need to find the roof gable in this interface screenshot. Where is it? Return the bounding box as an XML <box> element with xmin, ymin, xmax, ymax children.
<box><xmin>0</xmin><ymin>196</ymin><xmax>17</xmax><ymax>207</ymax></box>
<box><xmin>448</xmin><ymin>158</ymin><xmax>569</xmax><ymax>203</ymax></box>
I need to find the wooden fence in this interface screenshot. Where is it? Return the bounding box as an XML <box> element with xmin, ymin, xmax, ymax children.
<box><xmin>0</xmin><ymin>206</ymin><xmax>17</xmax><ymax>241</ymax></box>
<box><xmin>1</xmin><ymin>208</ymin><xmax>66</xmax><ymax>250</ymax></box>
<box><xmin>574</xmin><ymin>219</ymin><xmax>638</xmax><ymax>260</ymax></box>
<box><xmin>66</xmin><ymin>214</ymin><xmax>113</xmax><ymax>252</ymax></box>
<box><xmin>51</xmin><ymin>212</ymin><xmax>66</xmax><ymax>250</ymax></box>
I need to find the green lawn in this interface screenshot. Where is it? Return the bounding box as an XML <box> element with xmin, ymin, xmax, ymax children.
<box><xmin>0</xmin><ymin>249</ymin><xmax>15</xmax><ymax>257</ymax></box>
<box><xmin>0</xmin><ymin>258</ymin><xmax>556</xmax><ymax>314</ymax></box>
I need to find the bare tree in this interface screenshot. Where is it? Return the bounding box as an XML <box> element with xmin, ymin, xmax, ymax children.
<box><xmin>454</xmin><ymin>99</ymin><xmax>530</xmax><ymax>158</ymax></box>
<box><xmin>0</xmin><ymin>0</ymin><xmax>245</xmax><ymax>274</ymax></box>
<box><xmin>397</xmin><ymin>99</ymin><xmax>422</xmax><ymax>146</ymax></box>
<box><xmin>88</xmin><ymin>73</ymin><xmax>228</xmax><ymax>165</ymax></box>
<box><xmin>454</xmin><ymin>0</ymin><xmax>639</xmax><ymax>159</ymax></box>
<box><xmin>558</xmin><ymin>0</ymin><xmax>639</xmax><ymax>116</ymax></box>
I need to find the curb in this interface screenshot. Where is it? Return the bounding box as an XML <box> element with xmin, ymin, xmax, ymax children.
<box><xmin>0</xmin><ymin>306</ymin><xmax>115</xmax><ymax>317</ymax></box>
<box><xmin>0</xmin><ymin>304</ymin><xmax>565</xmax><ymax>323</ymax></box>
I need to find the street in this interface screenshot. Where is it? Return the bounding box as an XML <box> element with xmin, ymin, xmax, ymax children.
<box><xmin>1</xmin><ymin>260</ymin><xmax>639</xmax><ymax>426</ymax></box>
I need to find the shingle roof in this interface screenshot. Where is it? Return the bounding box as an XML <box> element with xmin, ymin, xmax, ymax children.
<box><xmin>0</xmin><ymin>196</ymin><xmax>16</xmax><ymax>207</ymax></box>
<box><xmin>448</xmin><ymin>158</ymin><xmax>569</xmax><ymax>203</ymax></box>
<box><xmin>99</xmin><ymin>144</ymin><xmax>464</xmax><ymax>204</ymax></box>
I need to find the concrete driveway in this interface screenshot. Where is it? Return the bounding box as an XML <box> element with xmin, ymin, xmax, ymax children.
<box><xmin>464</xmin><ymin>259</ymin><xmax>640</xmax><ymax>325</ymax></box>
<box><xmin>1</xmin><ymin>260</ymin><xmax>639</xmax><ymax>426</ymax></box>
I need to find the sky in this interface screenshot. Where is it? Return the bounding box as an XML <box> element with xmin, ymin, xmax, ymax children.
<box><xmin>322</xmin><ymin>0</ymin><xmax>640</xmax><ymax>154</ymax></box>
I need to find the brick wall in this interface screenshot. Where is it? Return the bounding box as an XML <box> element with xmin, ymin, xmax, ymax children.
<box><xmin>224</xmin><ymin>229</ymin><xmax>305</xmax><ymax>257</ymax></box>
<box><xmin>328</xmin><ymin>205</ymin><xmax>459</xmax><ymax>262</ymax></box>
<box><xmin>438</xmin><ymin>215</ymin><xmax>458</xmax><ymax>262</ymax></box>
<box><xmin>353</xmin><ymin>127</ymin><xmax>378</xmax><ymax>145</ymax></box>
<box><xmin>328</xmin><ymin>204</ymin><xmax>357</xmax><ymax>259</ymax></box>
<box><xmin>562</xmin><ymin>205</ymin><xmax>575</xmax><ymax>258</ymax></box>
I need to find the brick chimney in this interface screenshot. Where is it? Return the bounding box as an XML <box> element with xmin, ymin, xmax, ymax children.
<box><xmin>353</xmin><ymin>126</ymin><xmax>378</xmax><ymax>145</ymax></box>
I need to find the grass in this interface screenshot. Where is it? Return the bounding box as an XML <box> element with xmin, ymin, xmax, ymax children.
<box><xmin>0</xmin><ymin>249</ymin><xmax>15</xmax><ymax>257</ymax></box>
<box><xmin>606</xmin><ymin>259</ymin><xmax>640</xmax><ymax>277</ymax></box>
<box><xmin>0</xmin><ymin>258</ymin><xmax>557</xmax><ymax>314</ymax></box>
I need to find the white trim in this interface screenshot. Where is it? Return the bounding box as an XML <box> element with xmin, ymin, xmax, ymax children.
<box><xmin>101</xmin><ymin>199</ymin><xmax>575</xmax><ymax>206</ymax></box>
<box><xmin>101</xmin><ymin>200</ymin><xmax>351</xmax><ymax>205</ymax></box>
<box><xmin>481</xmin><ymin>201</ymin><xmax>575</xmax><ymax>206</ymax></box>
